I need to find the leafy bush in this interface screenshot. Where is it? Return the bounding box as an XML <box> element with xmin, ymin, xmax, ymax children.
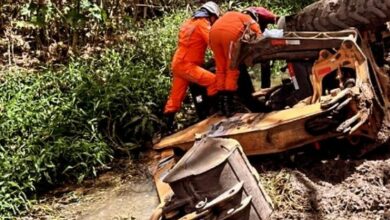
<box><xmin>256</xmin><ymin>0</ymin><xmax>316</xmax><ymax>14</ymax></box>
<box><xmin>0</xmin><ymin>47</ymin><xmax>171</xmax><ymax>216</ymax></box>
<box><xmin>0</xmin><ymin>69</ymin><xmax>112</xmax><ymax>216</ymax></box>
<box><xmin>68</xmin><ymin>45</ymin><xmax>171</xmax><ymax>150</ymax></box>
<box><xmin>133</xmin><ymin>10</ymin><xmax>187</xmax><ymax>74</ymax></box>
<box><xmin>0</xmin><ymin>10</ymin><xmax>183</xmax><ymax>216</ymax></box>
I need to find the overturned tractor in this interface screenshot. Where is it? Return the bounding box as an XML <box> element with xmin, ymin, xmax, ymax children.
<box><xmin>151</xmin><ymin>0</ymin><xmax>390</xmax><ymax>219</ymax></box>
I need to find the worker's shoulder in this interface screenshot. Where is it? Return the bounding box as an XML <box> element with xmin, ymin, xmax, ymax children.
<box><xmin>189</xmin><ymin>18</ymin><xmax>211</xmax><ymax>31</ymax></box>
<box><xmin>192</xmin><ymin>17</ymin><xmax>210</xmax><ymax>26</ymax></box>
<box><xmin>225</xmin><ymin>11</ymin><xmax>241</xmax><ymax>15</ymax></box>
<box><xmin>223</xmin><ymin>11</ymin><xmax>244</xmax><ymax>18</ymax></box>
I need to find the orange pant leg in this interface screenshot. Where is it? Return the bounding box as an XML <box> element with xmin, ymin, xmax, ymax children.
<box><xmin>225</xmin><ymin>58</ymin><xmax>240</xmax><ymax>91</ymax></box>
<box><xmin>210</xmin><ymin>41</ymin><xmax>226</xmax><ymax>91</ymax></box>
<box><xmin>164</xmin><ymin>73</ymin><xmax>189</xmax><ymax>114</ymax></box>
<box><xmin>190</xmin><ymin>65</ymin><xmax>217</xmax><ymax>96</ymax></box>
<box><xmin>210</xmin><ymin>29</ymin><xmax>239</xmax><ymax>91</ymax></box>
<box><xmin>175</xmin><ymin>62</ymin><xmax>217</xmax><ymax>96</ymax></box>
<box><xmin>210</xmin><ymin>30</ymin><xmax>227</xmax><ymax>91</ymax></box>
<box><xmin>164</xmin><ymin>61</ymin><xmax>217</xmax><ymax>114</ymax></box>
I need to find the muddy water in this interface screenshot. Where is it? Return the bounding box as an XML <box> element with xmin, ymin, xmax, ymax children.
<box><xmin>22</xmin><ymin>158</ymin><xmax>160</xmax><ymax>220</ymax></box>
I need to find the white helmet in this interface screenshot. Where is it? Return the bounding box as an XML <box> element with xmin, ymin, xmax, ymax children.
<box><xmin>200</xmin><ymin>1</ymin><xmax>221</xmax><ymax>17</ymax></box>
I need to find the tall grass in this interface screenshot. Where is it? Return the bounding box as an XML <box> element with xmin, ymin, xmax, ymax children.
<box><xmin>0</xmin><ymin>9</ymin><xmax>186</xmax><ymax>216</ymax></box>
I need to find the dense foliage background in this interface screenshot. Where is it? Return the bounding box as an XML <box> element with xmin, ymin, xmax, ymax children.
<box><xmin>0</xmin><ymin>0</ymin><xmax>315</xmax><ymax>217</ymax></box>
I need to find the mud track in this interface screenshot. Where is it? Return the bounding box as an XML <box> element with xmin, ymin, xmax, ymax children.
<box><xmin>254</xmin><ymin>144</ymin><xmax>390</xmax><ymax>220</ymax></box>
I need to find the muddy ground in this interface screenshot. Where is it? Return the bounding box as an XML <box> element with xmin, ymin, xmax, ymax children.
<box><xmin>255</xmin><ymin>144</ymin><xmax>390</xmax><ymax>220</ymax></box>
<box><xmin>20</xmin><ymin>157</ymin><xmax>159</xmax><ymax>220</ymax></box>
<box><xmin>20</xmin><ymin>144</ymin><xmax>389</xmax><ymax>220</ymax></box>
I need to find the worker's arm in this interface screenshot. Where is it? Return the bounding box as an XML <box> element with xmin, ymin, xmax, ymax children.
<box><xmin>241</xmin><ymin>14</ymin><xmax>262</xmax><ymax>36</ymax></box>
<box><xmin>249</xmin><ymin>22</ymin><xmax>261</xmax><ymax>35</ymax></box>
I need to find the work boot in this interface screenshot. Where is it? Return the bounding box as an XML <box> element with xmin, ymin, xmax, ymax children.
<box><xmin>223</xmin><ymin>91</ymin><xmax>236</xmax><ymax>117</ymax></box>
<box><xmin>219</xmin><ymin>91</ymin><xmax>250</xmax><ymax>117</ymax></box>
<box><xmin>162</xmin><ymin>112</ymin><xmax>175</xmax><ymax>136</ymax></box>
<box><xmin>216</xmin><ymin>92</ymin><xmax>225</xmax><ymax>116</ymax></box>
<box><xmin>233</xmin><ymin>94</ymin><xmax>251</xmax><ymax>113</ymax></box>
<box><xmin>207</xmin><ymin>94</ymin><xmax>219</xmax><ymax>116</ymax></box>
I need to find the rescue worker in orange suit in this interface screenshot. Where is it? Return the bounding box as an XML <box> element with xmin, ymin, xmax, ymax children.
<box><xmin>163</xmin><ymin>1</ymin><xmax>221</xmax><ymax>131</ymax></box>
<box><xmin>210</xmin><ymin>7</ymin><xmax>277</xmax><ymax>117</ymax></box>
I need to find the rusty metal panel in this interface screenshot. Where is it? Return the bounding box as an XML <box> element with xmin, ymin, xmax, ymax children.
<box><xmin>158</xmin><ymin>137</ymin><xmax>273</xmax><ymax>220</ymax></box>
<box><xmin>152</xmin><ymin>149</ymin><xmax>176</xmax><ymax>202</ymax></box>
<box><xmin>154</xmin><ymin>115</ymin><xmax>224</xmax><ymax>150</ymax></box>
<box><xmin>233</xmin><ymin>30</ymin><xmax>359</xmax><ymax>68</ymax></box>
<box><xmin>154</xmin><ymin>103</ymin><xmax>338</xmax><ymax>155</ymax></box>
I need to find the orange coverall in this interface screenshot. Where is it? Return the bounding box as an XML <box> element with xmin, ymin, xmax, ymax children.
<box><xmin>209</xmin><ymin>12</ymin><xmax>261</xmax><ymax>91</ymax></box>
<box><xmin>164</xmin><ymin>18</ymin><xmax>217</xmax><ymax>114</ymax></box>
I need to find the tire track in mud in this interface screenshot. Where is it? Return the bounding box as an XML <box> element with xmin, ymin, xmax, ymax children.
<box><xmin>253</xmin><ymin>145</ymin><xmax>390</xmax><ymax>219</ymax></box>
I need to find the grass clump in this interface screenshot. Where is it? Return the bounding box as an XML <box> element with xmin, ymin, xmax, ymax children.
<box><xmin>259</xmin><ymin>169</ymin><xmax>312</xmax><ymax>212</ymax></box>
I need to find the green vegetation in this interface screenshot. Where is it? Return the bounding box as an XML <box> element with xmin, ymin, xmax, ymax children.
<box><xmin>230</xmin><ymin>0</ymin><xmax>315</xmax><ymax>14</ymax></box>
<box><xmin>0</xmin><ymin>46</ymin><xmax>172</xmax><ymax>216</ymax></box>
<box><xmin>0</xmin><ymin>68</ymin><xmax>112</xmax><ymax>215</ymax></box>
<box><xmin>0</xmin><ymin>0</ymin><xmax>315</xmax><ymax>217</ymax></box>
<box><xmin>0</xmin><ymin>10</ymin><xmax>185</xmax><ymax>217</ymax></box>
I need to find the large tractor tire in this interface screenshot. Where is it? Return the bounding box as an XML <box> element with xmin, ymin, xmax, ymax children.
<box><xmin>284</xmin><ymin>0</ymin><xmax>390</xmax><ymax>31</ymax></box>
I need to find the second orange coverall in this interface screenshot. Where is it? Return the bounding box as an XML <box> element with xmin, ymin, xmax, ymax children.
<box><xmin>164</xmin><ymin>18</ymin><xmax>217</xmax><ymax>114</ymax></box>
<box><xmin>209</xmin><ymin>11</ymin><xmax>261</xmax><ymax>91</ymax></box>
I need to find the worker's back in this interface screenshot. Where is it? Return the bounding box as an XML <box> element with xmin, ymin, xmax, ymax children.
<box><xmin>172</xmin><ymin>18</ymin><xmax>210</xmax><ymax>66</ymax></box>
<box><xmin>211</xmin><ymin>11</ymin><xmax>254</xmax><ymax>38</ymax></box>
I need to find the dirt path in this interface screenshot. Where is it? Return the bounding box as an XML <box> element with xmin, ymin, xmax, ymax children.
<box><xmin>77</xmin><ymin>179</ymin><xmax>158</xmax><ymax>220</ymax></box>
<box><xmin>21</xmin><ymin>157</ymin><xmax>159</xmax><ymax>220</ymax></box>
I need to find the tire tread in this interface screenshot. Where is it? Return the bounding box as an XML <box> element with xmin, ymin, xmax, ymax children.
<box><xmin>285</xmin><ymin>0</ymin><xmax>390</xmax><ymax>31</ymax></box>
